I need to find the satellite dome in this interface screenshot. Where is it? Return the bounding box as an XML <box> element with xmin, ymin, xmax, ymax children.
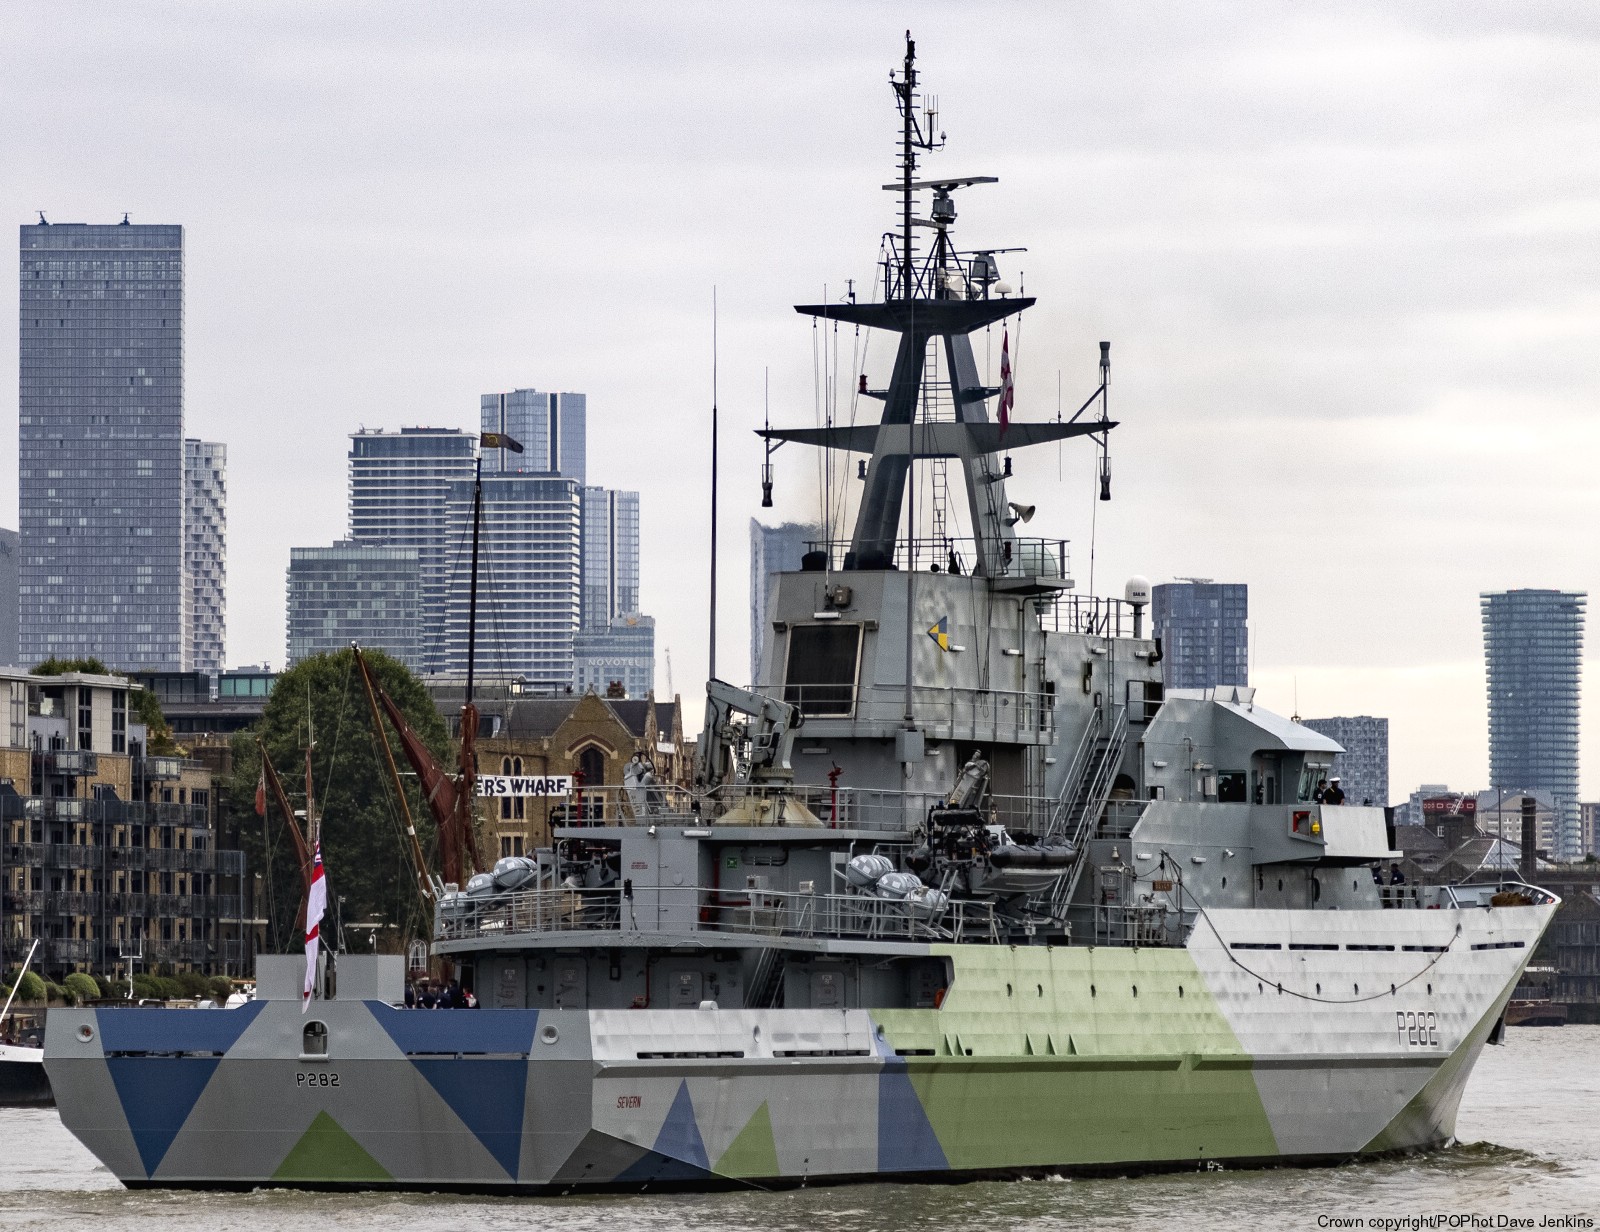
<box><xmin>1125</xmin><ymin>575</ymin><xmax>1153</xmax><ymax>606</ymax></box>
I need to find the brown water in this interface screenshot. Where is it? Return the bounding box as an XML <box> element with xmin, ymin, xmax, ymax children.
<box><xmin>2</xmin><ymin>1026</ymin><xmax>1596</xmax><ymax>1231</ymax></box>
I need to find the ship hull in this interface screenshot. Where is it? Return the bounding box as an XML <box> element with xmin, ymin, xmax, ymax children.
<box><xmin>45</xmin><ymin>903</ymin><xmax>1549</xmax><ymax>1191</ymax></box>
<box><xmin>0</xmin><ymin>1047</ymin><xmax>53</xmax><ymax>1108</ymax></box>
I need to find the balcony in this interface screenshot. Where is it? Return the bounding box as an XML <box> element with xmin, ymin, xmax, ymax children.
<box><xmin>45</xmin><ymin>750</ymin><xmax>98</xmax><ymax>777</ymax></box>
<box><xmin>140</xmin><ymin>756</ymin><xmax>185</xmax><ymax>781</ymax></box>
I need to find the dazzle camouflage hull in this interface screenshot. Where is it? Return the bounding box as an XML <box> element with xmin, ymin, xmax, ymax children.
<box><xmin>47</xmin><ymin>903</ymin><xmax>1550</xmax><ymax>1191</ymax></box>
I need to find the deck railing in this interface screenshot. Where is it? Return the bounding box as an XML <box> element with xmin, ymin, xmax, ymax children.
<box><xmin>434</xmin><ymin>883</ymin><xmax>1000</xmax><ymax>946</ymax></box>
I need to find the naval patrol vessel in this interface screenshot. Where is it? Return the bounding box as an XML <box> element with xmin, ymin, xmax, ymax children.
<box><xmin>45</xmin><ymin>36</ymin><xmax>1556</xmax><ymax>1192</ymax></box>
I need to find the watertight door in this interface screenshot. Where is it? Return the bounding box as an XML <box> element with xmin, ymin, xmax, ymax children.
<box><xmin>555</xmin><ymin>958</ymin><xmax>587</xmax><ymax>1009</ymax></box>
<box><xmin>489</xmin><ymin>958</ymin><xmax>526</xmax><ymax>1009</ymax></box>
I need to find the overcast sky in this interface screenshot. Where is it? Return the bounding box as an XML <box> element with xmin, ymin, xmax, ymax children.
<box><xmin>2</xmin><ymin>2</ymin><xmax>1596</xmax><ymax>800</ymax></box>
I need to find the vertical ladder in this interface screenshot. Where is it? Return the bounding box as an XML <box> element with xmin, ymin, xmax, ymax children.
<box><xmin>922</xmin><ymin>337</ymin><xmax>953</xmax><ymax>562</ymax></box>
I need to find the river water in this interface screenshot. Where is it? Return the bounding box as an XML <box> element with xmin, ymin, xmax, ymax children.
<box><xmin>2</xmin><ymin>1026</ymin><xmax>1596</xmax><ymax>1231</ymax></box>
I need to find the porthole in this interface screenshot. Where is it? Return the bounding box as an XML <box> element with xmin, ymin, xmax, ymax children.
<box><xmin>76</xmin><ymin>1024</ymin><xmax>94</xmax><ymax>1042</ymax></box>
<box><xmin>539</xmin><ymin>1023</ymin><xmax>560</xmax><ymax>1045</ymax></box>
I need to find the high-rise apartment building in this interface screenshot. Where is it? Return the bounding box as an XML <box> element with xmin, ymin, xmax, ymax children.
<box><xmin>1150</xmin><ymin>580</ymin><xmax>1248</xmax><ymax>692</ymax></box>
<box><xmin>0</xmin><ymin>528</ymin><xmax>17</xmax><ymax>665</ymax></box>
<box><xmin>480</xmin><ymin>390</ymin><xmax>585</xmax><ymax>482</ymax></box>
<box><xmin>1481</xmin><ymin>588</ymin><xmax>1586</xmax><ymax>861</ymax></box>
<box><xmin>347</xmin><ymin>427</ymin><xmax>478</xmax><ymax>673</ymax></box>
<box><xmin>581</xmin><ymin>486</ymin><xmax>641</xmax><ymax>629</ymax></box>
<box><xmin>441</xmin><ymin>474</ymin><xmax>581</xmax><ymax>687</ymax></box>
<box><xmin>19</xmin><ymin>221</ymin><xmax>191</xmax><ymax>669</ymax></box>
<box><xmin>286</xmin><ymin>542</ymin><xmax>422</xmax><ymax>668</ymax></box>
<box><xmin>1300</xmin><ymin>715</ymin><xmax>1389</xmax><ymax>806</ymax></box>
<box><xmin>750</xmin><ymin>520</ymin><xmax>823</xmax><ymax>686</ymax></box>
<box><xmin>185</xmin><ymin>439</ymin><xmax>226</xmax><ymax>674</ymax></box>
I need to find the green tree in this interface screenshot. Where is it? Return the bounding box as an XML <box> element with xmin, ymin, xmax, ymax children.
<box><xmin>225</xmin><ymin>648</ymin><xmax>448</xmax><ymax>956</ymax></box>
<box><xmin>32</xmin><ymin>656</ymin><xmax>178</xmax><ymax>754</ymax></box>
<box><xmin>62</xmin><ymin>973</ymin><xmax>100</xmax><ymax>1005</ymax></box>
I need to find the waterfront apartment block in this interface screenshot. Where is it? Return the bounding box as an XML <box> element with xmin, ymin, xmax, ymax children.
<box><xmin>1300</xmin><ymin>715</ymin><xmax>1389</xmax><ymax>807</ymax></box>
<box><xmin>286</xmin><ymin>542</ymin><xmax>421</xmax><ymax>668</ymax></box>
<box><xmin>1481</xmin><ymin>588</ymin><xmax>1586</xmax><ymax>861</ymax></box>
<box><xmin>1151</xmin><ymin>580</ymin><xmax>1248</xmax><ymax>692</ymax></box>
<box><xmin>0</xmin><ymin>667</ymin><xmax>252</xmax><ymax>980</ymax></box>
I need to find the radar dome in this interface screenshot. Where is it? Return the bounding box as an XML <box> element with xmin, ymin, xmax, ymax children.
<box><xmin>1125</xmin><ymin>575</ymin><xmax>1152</xmax><ymax>606</ymax></box>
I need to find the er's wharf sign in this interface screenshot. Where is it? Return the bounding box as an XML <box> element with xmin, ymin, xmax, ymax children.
<box><xmin>476</xmin><ymin>775</ymin><xmax>574</xmax><ymax>797</ymax></box>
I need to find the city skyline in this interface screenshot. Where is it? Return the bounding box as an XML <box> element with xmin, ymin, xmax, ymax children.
<box><xmin>1</xmin><ymin>6</ymin><xmax>1597</xmax><ymax>794</ymax></box>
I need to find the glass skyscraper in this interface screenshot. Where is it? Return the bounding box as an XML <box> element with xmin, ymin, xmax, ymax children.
<box><xmin>480</xmin><ymin>389</ymin><xmax>585</xmax><ymax>482</ymax></box>
<box><xmin>285</xmin><ymin>542</ymin><xmax>422</xmax><ymax>669</ymax></box>
<box><xmin>0</xmin><ymin>528</ymin><xmax>18</xmax><ymax>666</ymax></box>
<box><xmin>347</xmin><ymin>427</ymin><xmax>478</xmax><ymax>673</ymax></box>
<box><xmin>441</xmin><ymin>474</ymin><xmax>581</xmax><ymax>687</ymax></box>
<box><xmin>573</xmin><ymin>613</ymin><xmax>656</xmax><ymax>698</ymax></box>
<box><xmin>1151</xmin><ymin>580</ymin><xmax>1249</xmax><ymax>691</ymax></box>
<box><xmin>19</xmin><ymin>221</ymin><xmax>190</xmax><ymax>669</ymax></box>
<box><xmin>581</xmin><ymin>486</ymin><xmax>641</xmax><ymax>629</ymax></box>
<box><xmin>1481</xmin><ymin>588</ymin><xmax>1586</xmax><ymax>861</ymax></box>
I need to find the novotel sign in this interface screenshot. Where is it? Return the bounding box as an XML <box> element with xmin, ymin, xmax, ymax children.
<box><xmin>476</xmin><ymin>775</ymin><xmax>574</xmax><ymax>797</ymax></box>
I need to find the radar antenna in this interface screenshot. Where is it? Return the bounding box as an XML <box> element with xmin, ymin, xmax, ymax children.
<box><xmin>889</xmin><ymin>31</ymin><xmax>943</xmax><ymax>301</ymax></box>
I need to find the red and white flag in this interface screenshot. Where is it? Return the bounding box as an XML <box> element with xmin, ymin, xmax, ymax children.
<box><xmin>997</xmin><ymin>327</ymin><xmax>1014</xmax><ymax>440</ymax></box>
<box><xmin>303</xmin><ymin>841</ymin><xmax>327</xmax><ymax>1011</ymax></box>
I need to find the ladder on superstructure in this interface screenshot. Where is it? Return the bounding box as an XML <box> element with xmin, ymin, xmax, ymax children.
<box><xmin>1038</xmin><ymin>704</ymin><xmax>1128</xmax><ymax>923</ymax></box>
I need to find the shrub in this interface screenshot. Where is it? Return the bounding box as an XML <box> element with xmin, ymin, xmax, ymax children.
<box><xmin>13</xmin><ymin>971</ymin><xmax>46</xmax><ymax>1003</ymax></box>
<box><xmin>174</xmin><ymin>971</ymin><xmax>210</xmax><ymax>999</ymax></box>
<box><xmin>206</xmin><ymin>976</ymin><xmax>234</xmax><ymax>1003</ymax></box>
<box><xmin>131</xmin><ymin>974</ymin><xmax>168</xmax><ymax>1002</ymax></box>
<box><xmin>63</xmin><ymin>973</ymin><xmax>100</xmax><ymax>1005</ymax></box>
<box><xmin>44</xmin><ymin>981</ymin><xmax>69</xmax><ymax>1005</ymax></box>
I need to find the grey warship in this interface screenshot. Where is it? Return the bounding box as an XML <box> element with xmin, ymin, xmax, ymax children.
<box><xmin>45</xmin><ymin>35</ymin><xmax>1557</xmax><ymax>1191</ymax></box>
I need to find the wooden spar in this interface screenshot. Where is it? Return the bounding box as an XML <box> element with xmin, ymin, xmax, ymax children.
<box><xmin>258</xmin><ymin>736</ymin><xmax>313</xmax><ymax>936</ymax></box>
<box><xmin>356</xmin><ymin>651</ymin><xmax>477</xmax><ymax>888</ymax></box>
<box><xmin>352</xmin><ymin>645</ymin><xmax>436</xmax><ymax>904</ymax></box>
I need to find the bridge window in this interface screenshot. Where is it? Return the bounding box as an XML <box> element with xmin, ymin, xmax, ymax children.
<box><xmin>784</xmin><ymin>624</ymin><xmax>861</xmax><ymax>717</ymax></box>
